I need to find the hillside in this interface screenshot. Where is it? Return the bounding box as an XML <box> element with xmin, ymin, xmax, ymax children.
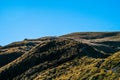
<box><xmin>0</xmin><ymin>32</ymin><xmax>120</xmax><ymax>80</ymax></box>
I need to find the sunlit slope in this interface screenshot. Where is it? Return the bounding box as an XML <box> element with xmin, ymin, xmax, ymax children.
<box><xmin>0</xmin><ymin>32</ymin><xmax>119</xmax><ymax>80</ymax></box>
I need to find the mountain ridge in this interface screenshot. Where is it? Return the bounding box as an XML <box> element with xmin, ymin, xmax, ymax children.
<box><xmin>0</xmin><ymin>32</ymin><xmax>120</xmax><ymax>80</ymax></box>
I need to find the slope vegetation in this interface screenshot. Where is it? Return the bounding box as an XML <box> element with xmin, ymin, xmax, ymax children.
<box><xmin>0</xmin><ymin>32</ymin><xmax>120</xmax><ymax>80</ymax></box>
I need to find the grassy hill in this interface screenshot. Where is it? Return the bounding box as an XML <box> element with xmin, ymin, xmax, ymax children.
<box><xmin>0</xmin><ymin>32</ymin><xmax>120</xmax><ymax>80</ymax></box>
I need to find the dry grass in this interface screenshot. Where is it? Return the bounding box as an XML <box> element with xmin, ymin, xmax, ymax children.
<box><xmin>0</xmin><ymin>32</ymin><xmax>120</xmax><ymax>80</ymax></box>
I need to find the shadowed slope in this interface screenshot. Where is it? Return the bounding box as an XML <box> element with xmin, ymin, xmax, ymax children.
<box><xmin>0</xmin><ymin>37</ymin><xmax>58</xmax><ymax>67</ymax></box>
<box><xmin>0</xmin><ymin>32</ymin><xmax>120</xmax><ymax>80</ymax></box>
<box><xmin>0</xmin><ymin>39</ymin><xmax>107</xmax><ymax>80</ymax></box>
<box><xmin>34</xmin><ymin>51</ymin><xmax>120</xmax><ymax>80</ymax></box>
<box><xmin>61</xmin><ymin>32</ymin><xmax>120</xmax><ymax>54</ymax></box>
<box><xmin>0</xmin><ymin>32</ymin><xmax>119</xmax><ymax>68</ymax></box>
<box><xmin>0</xmin><ymin>41</ymin><xmax>38</xmax><ymax>67</ymax></box>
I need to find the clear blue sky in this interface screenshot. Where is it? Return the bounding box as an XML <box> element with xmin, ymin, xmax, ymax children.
<box><xmin>0</xmin><ymin>0</ymin><xmax>120</xmax><ymax>45</ymax></box>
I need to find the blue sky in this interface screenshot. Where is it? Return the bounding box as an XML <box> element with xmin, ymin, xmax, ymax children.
<box><xmin>0</xmin><ymin>0</ymin><xmax>120</xmax><ymax>45</ymax></box>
